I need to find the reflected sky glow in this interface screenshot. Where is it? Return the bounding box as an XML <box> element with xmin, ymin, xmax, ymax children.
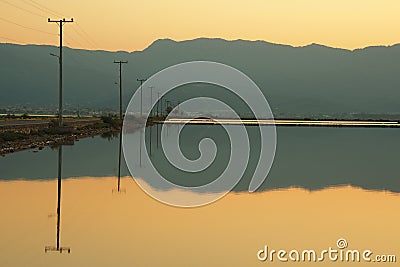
<box><xmin>1</xmin><ymin>126</ymin><xmax>399</xmax><ymax>266</ymax></box>
<box><xmin>0</xmin><ymin>177</ymin><xmax>398</xmax><ymax>267</ymax></box>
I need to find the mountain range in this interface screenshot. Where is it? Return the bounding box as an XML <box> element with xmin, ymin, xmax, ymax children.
<box><xmin>1</xmin><ymin>38</ymin><xmax>399</xmax><ymax>118</ymax></box>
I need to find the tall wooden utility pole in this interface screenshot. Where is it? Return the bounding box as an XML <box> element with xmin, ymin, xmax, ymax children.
<box><xmin>48</xmin><ymin>18</ymin><xmax>74</xmax><ymax>127</ymax></box>
<box><xmin>148</xmin><ymin>86</ymin><xmax>154</xmax><ymax>117</ymax></box>
<box><xmin>46</xmin><ymin>18</ymin><xmax>73</xmax><ymax>254</ymax></box>
<box><xmin>114</xmin><ymin>61</ymin><xmax>128</xmax><ymax>120</ymax></box>
<box><xmin>137</xmin><ymin>78</ymin><xmax>146</xmax><ymax>117</ymax></box>
<box><xmin>114</xmin><ymin>60</ymin><xmax>128</xmax><ymax>192</ymax></box>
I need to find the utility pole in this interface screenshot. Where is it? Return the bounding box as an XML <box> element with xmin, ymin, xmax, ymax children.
<box><xmin>160</xmin><ymin>94</ymin><xmax>164</xmax><ymax>117</ymax></box>
<box><xmin>166</xmin><ymin>100</ymin><xmax>170</xmax><ymax>115</ymax></box>
<box><xmin>163</xmin><ymin>99</ymin><xmax>168</xmax><ymax>116</ymax></box>
<box><xmin>137</xmin><ymin>78</ymin><xmax>146</xmax><ymax>117</ymax></box>
<box><xmin>48</xmin><ymin>18</ymin><xmax>74</xmax><ymax>127</ymax></box>
<box><xmin>149</xmin><ymin>86</ymin><xmax>154</xmax><ymax>117</ymax></box>
<box><xmin>157</xmin><ymin>92</ymin><xmax>161</xmax><ymax>117</ymax></box>
<box><xmin>113</xmin><ymin>60</ymin><xmax>127</xmax><ymax>193</ymax></box>
<box><xmin>156</xmin><ymin>92</ymin><xmax>161</xmax><ymax>148</ymax></box>
<box><xmin>114</xmin><ymin>61</ymin><xmax>128</xmax><ymax>120</ymax></box>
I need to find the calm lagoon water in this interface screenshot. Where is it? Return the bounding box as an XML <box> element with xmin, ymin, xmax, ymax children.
<box><xmin>0</xmin><ymin>126</ymin><xmax>399</xmax><ymax>266</ymax></box>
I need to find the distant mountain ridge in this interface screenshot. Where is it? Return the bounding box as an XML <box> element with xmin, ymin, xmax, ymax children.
<box><xmin>1</xmin><ymin>38</ymin><xmax>400</xmax><ymax>118</ymax></box>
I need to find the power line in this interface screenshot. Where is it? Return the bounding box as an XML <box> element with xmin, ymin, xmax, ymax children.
<box><xmin>69</xmin><ymin>25</ymin><xmax>96</xmax><ymax>48</ymax></box>
<box><xmin>16</xmin><ymin>0</ymin><xmax>86</xmax><ymax>49</ymax></box>
<box><xmin>60</xmin><ymin>39</ymin><xmax>100</xmax><ymax>68</ymax></box>
<box><xmin>2</xmin><ymin>0</ymin><xmax>100</xmax><ymax>50</ymax></box>
<box><xmin>0</xmin><ymin>16</ymin><xmax>57</xmax><ymax>35</ymax></box>
<box><xmin>25</xmin><ymin>0</ymin><xmax>64</xmax><ymax>17</ymax></box>
<box><xmin>0</xmin><ymin>0</ymin><xmax>44</xmax><ymax>18</ymax></box>
<box><xmin>19</xmin><ymin>0</ymin><xmax>58</xmax><ymax>17</ymax></box>
<box><xmin>61</xmin><ymin>22</ymin><xmax>99</xmax><ymax>50</ymax></box>
<box><xmin>76</xmin><ymin>22</ymin><xmax>99</xmax><ymax>47</ymax></box>
<box><xmin>61</xmin><ymin>40</ymin><xmax>84</xmax><ymax>65</ymax></box>
<box><xmin>63</xmin><ymin>32</ymin><xmax>86</xmax><ymax>48</ymax></box>
<box><xmin>2</xmin><ymin>0</ymin><xmax>97</xmax><ymax>50</ymax></box>
<box><xmin>1</xmin><ymin>0</ymin><xmax>100</xmax><ymax>51</ymax></box>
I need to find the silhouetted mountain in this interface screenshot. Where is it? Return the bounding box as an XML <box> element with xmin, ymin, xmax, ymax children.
<box><xmin>1</xmin><ymin>38</ymin><xmax>400</xmax><ymax>118</ymax></box>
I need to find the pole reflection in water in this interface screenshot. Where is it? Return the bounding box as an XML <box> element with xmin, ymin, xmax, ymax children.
<box><xmin>45</xmin><ymin>146</ymin><xmax>70</xmax><ymax>253</ymax></box>
<box><xmin>118</xmin><ymin>128</ymin><xmax>122</xmax><ymax>191</ymax></box>
<box><xmin>113</xmin><ymin>127</ymin><xmax>126</xmax><ymax>193</ymax></box>
<box><xmin>139</xmin><ymin>129</ymin><xmax>142</xmax><ymax>167</ymax></box>
<box><xmin>156</xmin><ymin>123</ymin><xmax>159</xmax><ymax>148</ymax></box>
<box><xmin>149</xmin><ymin>126</ymin><xmax>152</xmax><ymax>157</ymax></box>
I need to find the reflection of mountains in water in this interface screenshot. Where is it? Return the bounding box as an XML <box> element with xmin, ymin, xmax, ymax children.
<box><xmin>1</xmin><ymin>126</ymin><xmax>399</xmax><ymax>194</ymax></box>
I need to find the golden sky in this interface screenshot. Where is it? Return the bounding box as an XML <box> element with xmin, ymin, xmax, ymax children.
<box><xmin>0</xmin><ymin>0</ymin><xmax>399</xmax><ymax>52</ymax></box>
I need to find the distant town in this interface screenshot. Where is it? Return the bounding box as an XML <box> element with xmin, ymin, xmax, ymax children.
<box><xmin>1</xmin><ymin>104</ymin><xmax>400</xmax><ymax>121</ymax></box>
<box><xmin>0</xmin><ymin>104</ymin><xmax>115</xmax><ymax>117</ymax></box>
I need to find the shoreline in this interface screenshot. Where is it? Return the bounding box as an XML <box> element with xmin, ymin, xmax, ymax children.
<box><xmin>0</xmin><ymin>126</ymin><xmax>118</xmax><ymax>156</ymax></box>
<box><xmin>2</xmin><ymin>117</ymin><xmax>399</xmax><ymax>156</ymax></box>
<box><xmin>156</xmin><ymin>118</ymin><xmax>400</xmax><ymax>128</ymax></box>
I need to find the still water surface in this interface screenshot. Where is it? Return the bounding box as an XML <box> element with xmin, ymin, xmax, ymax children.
<box><xmin>0</xmin><ymin>126</ymin><xmax>399</xmax><ymax>266</ymax></box>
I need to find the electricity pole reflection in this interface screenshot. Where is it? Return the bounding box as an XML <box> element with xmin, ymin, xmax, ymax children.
<box><xmin>45</xmin><ymin>146</ymin><xmax>70</xmax><ymax>253</ymax></box>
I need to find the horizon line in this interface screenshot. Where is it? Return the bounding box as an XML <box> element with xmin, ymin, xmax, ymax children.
<box><xmin>1</xmin><ymin>37</ymin><xmax>399</xmax><ymax>54</ymax></box>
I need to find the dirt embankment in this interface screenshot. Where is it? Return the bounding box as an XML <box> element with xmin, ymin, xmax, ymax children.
<box><xmin>0</xmin><ymin>117</ymin><xmax>121</xmax><ymax>155</ymax></box>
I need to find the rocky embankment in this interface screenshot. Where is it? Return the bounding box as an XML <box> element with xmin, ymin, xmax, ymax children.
<box><xmin>2</xmin><ymin>128</ymin><xmax>119</xmax><ymax>155</ymax></box>
<box><xmin>0</xmin><ymin>117</ymin><xmax>123</xmax><ymax>155</ymax></box>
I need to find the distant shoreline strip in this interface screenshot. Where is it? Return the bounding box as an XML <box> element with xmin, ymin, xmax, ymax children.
<box><xmin>156</xmin><ymin>118</ymin><xmax>400</xmax><ymax>128</ymax></box>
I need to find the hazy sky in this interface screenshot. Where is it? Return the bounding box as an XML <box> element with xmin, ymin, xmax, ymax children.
<box><xmin>0</xmin><ymin>0</ymin><xmax>399</xmax><ymax>52</ymax></box>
